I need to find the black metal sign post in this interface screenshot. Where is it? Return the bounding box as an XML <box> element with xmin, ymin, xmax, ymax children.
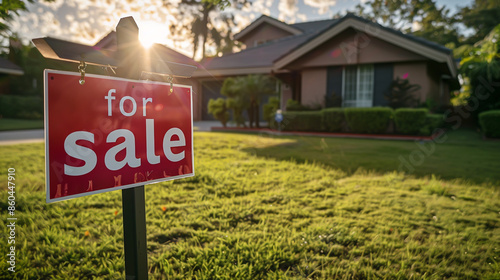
<box><xmin>34</xmin><ymin>16</ymin><xmax>197</xmax><ymax>280</ymax></box>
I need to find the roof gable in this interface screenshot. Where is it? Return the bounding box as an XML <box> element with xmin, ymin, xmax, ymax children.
<box><xmin>0</xmin><ymin>57</ymin><xmax>23</xmax><ymax>75</ymax></box>
<box><xmin>234</xmin><ymin>15</ymin><xmax>302</xmax><ymax>42</ymax></box>
<box><xmin>284</xmin><ymin>28</ymin><xmax>428</xmax><ymax>69</ymax></box>
<box><xmin>274</xmin><ymin>14</ymin><xmax>457</xmax><ymax>77</ymax></box>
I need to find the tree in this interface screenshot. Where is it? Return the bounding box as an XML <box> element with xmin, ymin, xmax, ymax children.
<box><xmin>173</xmin><ymin>0</ymin><xmax>248</xmax><ymax>59</ymax></box>
<box><xmin>384</xmin><ymin>77</ymin><xmax>421</xmax><ymax>109</ymax></box>
<box><xmin>348</xmin><ymin>0</ymin><xmax>459</xmax><ymax>46</ymax></box>
<box><xmin>220</xmin><ymin>75</ymin><xmax>277</xmax><ymax>128</ymax></box>
<box><xmin>460</xmin><ymin>23</ymin><xmax>500</xmax><ymax>118</ymax></box>
<box><xmin>0</xmin><ymin>0</ymin><xmax>31</xmax><ymax>49</ymax></box>
<box><xmin>208</xmin><ymin>98</ymin><xmax>229</xmax><ymax>127</ymax></box>
<box><xmin>458</xmin><ymin>0</ymin><xmax>500</xmax><ymax>45</ymax></box>
<box><xmin>0</xmin><ymin>1</ymin><xmax>55</xmax><ymax>51</ymax></box>
<box><xmin>221</xmin><ymin>77</ymin><xmax>248</xmax><ymax>127</ymax></box>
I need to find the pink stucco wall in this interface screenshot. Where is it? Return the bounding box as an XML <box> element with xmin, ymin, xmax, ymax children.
<box><xmin>393</xmin><ymin>62</ymin><xmax>439</xmax><ymax>103</ymax></box>
<box><xmin>300</xmin><ymin>68</ymin><xmax>327</xmax><ymax>107</ymax></box>
<box><xmin>239</xmin><ymin>23</ymin><xmax>294</xmax><ymax>48</ymax></box>
<box><xmin>281</xmin><ymin>84</ymin><xmax>293</xmax><ymax>110</ymax></box>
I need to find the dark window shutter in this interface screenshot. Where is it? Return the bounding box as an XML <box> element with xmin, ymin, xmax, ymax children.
<box><xmin>326</xmin><ymin>66</ymin><xmax>343</xmax><ymax>107</ymax></box>
<box><xmin>373</xmin><ymin>63</ymin><xmax>393</xmax><ymax>106</ymax></box>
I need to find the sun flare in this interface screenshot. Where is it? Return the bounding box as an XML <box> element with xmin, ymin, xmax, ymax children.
<box><xmin>138</xmin><ymin>21</ymin><xmax>165</xmax><ymax>48</ymax></box>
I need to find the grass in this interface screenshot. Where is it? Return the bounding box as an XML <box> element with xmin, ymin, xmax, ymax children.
<box><xmin>0</xmin><ymin>131</ymin><xmax>499</xmax><ymax>279</ymax></box>
<box><xmin>0</xmin><ymin>118</ymin><xmax>43</xmax><ymax>131</ymax></box>
<box><xmin>244</xmin><ymin>128</ymin><xmax>500</xmax><ymax>185</ymax></box>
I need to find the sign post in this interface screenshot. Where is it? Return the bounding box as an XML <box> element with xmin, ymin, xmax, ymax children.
<box><xmin>36</xmin><ymin>16</ymin><xmax>197</xmax><ymax>279</ymax></box>
<box><xmin>116</xmin><ymin>17</ymin><xmax>148</xmax><ymax>280</ymax></box>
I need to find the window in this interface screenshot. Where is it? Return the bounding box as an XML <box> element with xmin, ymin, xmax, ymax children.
<box><xmin>342</xmin><ymin>64</ymin><xmax>374</xmax><ymax>107</ymax></box>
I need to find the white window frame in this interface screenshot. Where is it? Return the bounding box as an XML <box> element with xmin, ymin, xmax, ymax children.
<box><xmin>342</xmin><ymin>64</ymin><xmax>374</xmax><ymax>107</ymax></box>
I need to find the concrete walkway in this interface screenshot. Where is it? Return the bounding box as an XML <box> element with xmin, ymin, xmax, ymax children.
<box><xmin>0</xmin><ymin>129</ymin><xmax>44</xmax><ymax>145</ymax></box>
<box><xmin>0</xmin><ymin>121</ymin><xmax>224</xmax><ymax>145</ymax></box>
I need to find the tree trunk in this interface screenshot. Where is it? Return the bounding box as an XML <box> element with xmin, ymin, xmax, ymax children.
<box><xmin>201</xmin><ymin>5</ymin><xmax>210</xmax><ymax>58</ymax></box>
<box><xmin>255</xmin><ymin>103</ymin><xmax>260</xmax><ymax>128</ymax></box>
<box><xmin>248</xmin><ymin>99</ymin><xmax>257</xmax><ymax>128</ymax></box>
<box><xmin>247</xmin><ymin>106</ymin><xmax>254</xmax><ymax>128</ymax></box>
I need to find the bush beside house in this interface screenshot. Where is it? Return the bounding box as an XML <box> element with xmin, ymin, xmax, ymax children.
<box><xmin>321</xmin><ymin>108</ymin><xmax>344</xmax><ymax>132</ymax></box>
<box><xmin>281</xmin><ymin>111</ymin><xmax>323</xmax><ymax>132</ymax></box>
<box><xmin>344</xmin><ymin>107</ymin><xmax>393</xmax><ymax>134</ymax></box>
<box><xmin>393</xmin><ymin>108</ymin><xmax>428</xmax><ymax>135</ymax></box>
<box><xmin>479</xmin><ymin>110</ymin><xmax>500</xmax><ymax>138</ymax></box>
<box><xmin>277</xmin><ymin>107</ymin><xmax>443</xmax><ymax>136</ymax></box>
<box><xmin>0</xmin><ymin>95</ymin><xmax>43</xmax><ymax>119</ymax></box>
<box><xmin>208</xmin><ymin>98</ymin><xmax>229</xmax><ymax>128</ymax></box>
<box><xmin>422</xmin><ymin>114</ymin><xmax>444</xmax><ymax>136</ymax></box>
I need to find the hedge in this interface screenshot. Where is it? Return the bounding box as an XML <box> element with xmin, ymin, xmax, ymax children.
<box><xmin>421</xmin><ymin>114</ymin><xmax>444</xmax><ymax>136</ymax></box>
<box><xmin>321</xmin><ymin>108</ymin><xmax>344</xmax><ymax>132</ymax></box>
<box><xmin>282</xmin><ymin>111</ymin><xmax>323</xmax><ymax>132</ymax></box>
<box><xmin>0</xmin><ymin>95</ymin><xmax>43</xmax><ymax>119</ymax></box>
<box><xmin>344</xmin><ymin>107</ymin><xmax>393</xmax><ymax>134</ymax></box>
<box><xmin>479</xmin><ymin>110</ymin><xmax>500</xmax><ymax>138</ymax></box>
<box><xmin>394</xmin><ymin>108</ymin><xmax>428</xmax><ymax>135</ymax></box>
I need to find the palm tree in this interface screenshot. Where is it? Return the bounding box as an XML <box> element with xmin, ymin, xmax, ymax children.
<box><xmin>221</xmin><ymin>75</ymin><xmax>277</xmax><ymax>128</ymax></box>
<box><xmin>176</xmin><ymin>0</ymin><xmax>248</xmax><ymax>59</ymax></box>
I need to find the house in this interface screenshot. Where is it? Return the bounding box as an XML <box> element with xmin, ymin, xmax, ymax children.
<box><xmin>0</xmin><ymin>57</ymin><xmax>24</xmax><ymax>95</ymax></box>
<box><xmin>193</xmin><ymin>14</ymin><xmax>459</xmax><ymax>120</ymax></box>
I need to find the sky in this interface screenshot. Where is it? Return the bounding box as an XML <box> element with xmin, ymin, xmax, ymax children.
<box><xmin>10</xmin><ymin>0</ymin><xmax>474</xmax><ymax>58</ymax></box>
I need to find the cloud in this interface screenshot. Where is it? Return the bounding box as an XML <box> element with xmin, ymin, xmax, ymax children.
<box><xmin>278</xmin><ymin>0</ymin><xmax>298</xmax><ymax>23</ymax></box>
<box><xmin>11</xmin><ymin>0</ymin><xmax>182</xmax><ymax>47</ymax></box>
<box><xmin>303</xmin><ymin>0</ymin><xmax>337</xmax><ymax>15</ymax></box>
<box><xmin>252</xmin><ymin>0</ymin><xmax>271</xmax><ymax>16</ymax></box>
<box><xmin>297</xmin><ymin>13</ymin><xmax>308</xmax><ymax>22</ymax></box>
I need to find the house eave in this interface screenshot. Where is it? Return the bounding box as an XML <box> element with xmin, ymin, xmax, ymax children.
<box><xmin>192</xmin><ymin>67</ymin><xmax>275</xmax><ymax>78</ymax></box>
<box><xmin>0</xmin><ymin>68</ymin><xmax>24</xmax><ymax>75</ymax></box>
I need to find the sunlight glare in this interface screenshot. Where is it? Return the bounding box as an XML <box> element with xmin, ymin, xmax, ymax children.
<box><xmin>139</xmin><ymin>21</ymin><xmax>164</xmax><ymax>48</ymax></box>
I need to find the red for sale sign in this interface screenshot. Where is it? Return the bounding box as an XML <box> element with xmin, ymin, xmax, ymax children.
<box><xmin>44</xmin><ymin>70</ymin><xmax>194</xmax><ymax>203</ymax></box>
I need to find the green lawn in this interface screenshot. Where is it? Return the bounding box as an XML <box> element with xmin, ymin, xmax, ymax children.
<box><xmin>0</xmin><ymin>131</ymin><xmax>498</xmax><ymax>279</ymax></box>
<box><xmin>245</xmin><ymin>128</ymin><xmax>500</xmax><ymax>185</ymax></box>
<box><xmin>0</xmin><ymin>118</ymin><xmax>44</xmax><ymax>131</ymax></box>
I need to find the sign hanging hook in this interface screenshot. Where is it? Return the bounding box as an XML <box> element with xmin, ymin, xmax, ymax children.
<box><xmin>166</xmin><ymin>75</ymin><xmax>173</xmax><ymax>94</ymax></box>
<box><xmin>78</xmin><ymin>60</ymin><xmax>87</xmax><ymax>85</ymax></box>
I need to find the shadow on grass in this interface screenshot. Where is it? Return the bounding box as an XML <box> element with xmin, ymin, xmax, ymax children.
<box><xmin>236</xmin><ymin>128</ymin><xmax>500</xmax><ymax>186</ymax></box>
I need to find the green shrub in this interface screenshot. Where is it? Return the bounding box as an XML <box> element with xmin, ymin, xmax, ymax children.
<box><xmin>479</xmin><ymin>110</ymin><xmax>500</xmax><ymax>138</ymax></box>
<box><xmin>322</xmin><ymin>108</ymin><xmax>344</xmax><ymax>132</ymax></box>
<box><xmin>0</xmin><ymin>95</ymin><xmax>43</xmax><ymax>119</ymax></box>
<box><xmin>263</xmin><ymin>97</ymin><xmax>280</xmax><ymax>124</ymax></box>
<box><xmin>282</xmin><ymin>111</ymin><xmax>322</xmax><ymax>132</ymax></box>
<box><xmin>286</xmin><ymin>99</ymin><xmax>321</xmax><ymax>111</ymax></box>
<box><xmin>394</xmin><ymin>108</ymin><xmax>428</xmax><ymax>135</ymax></box>
<box><xmin>344</xmin><ymin>107</ymin><xmax>393</xmax><ymax>134</ymax></box>
<box><xmin>421</xmin><ymin>114</ymin><xmax>444</xmax><ymax>136</ymax></box>
<box><xmin>208</xmin><ymin>98</ymin><xmax>229</xmax><ymax>127</ymax></box>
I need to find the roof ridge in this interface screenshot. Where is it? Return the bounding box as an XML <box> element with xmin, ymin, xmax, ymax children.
<box><xmin>291</xmin><ymin>18</ymin><xmax>337</xmax><ymax>25</ymax></box>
